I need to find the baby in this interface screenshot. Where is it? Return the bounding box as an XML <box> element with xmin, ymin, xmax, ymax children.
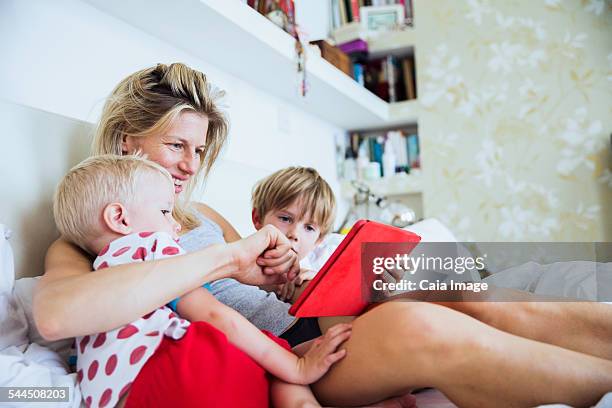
<box><xmin>53</xmin><ymin>155</ymin><xmax>350</xmax><ymax>408</ymax></box>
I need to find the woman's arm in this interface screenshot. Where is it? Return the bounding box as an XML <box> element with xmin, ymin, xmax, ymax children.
<box><xmin>34</xmin><ymin>238</ymin><xmax>237</xmax><ymax>341</ymax></box>
<box><xmin>34</xmin><ymin>225</ymin><xmax>298</xmax><ymax>341</ymax></box>
<box><xmin>193</xmin><ymin>202</ymin><xmax>242</xmax><ymax>243</ymax></box>
<box><xmin>178</xmin><ymin>288</ymin><xmax>351</xmax><ymax>385</ymax></box>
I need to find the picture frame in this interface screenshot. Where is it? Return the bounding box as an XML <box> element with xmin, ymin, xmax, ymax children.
<box><xmin>359</xmin><ymin>5</ymin><xmax>405</xmax><ymax>32</ymax></box>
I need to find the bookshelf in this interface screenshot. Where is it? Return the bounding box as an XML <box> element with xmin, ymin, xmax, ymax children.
<box><xmin>84</xmin><ymin>0</ymin><xmax>418</xmax><ymax>130</ymax></box>
<box><xmin>340</xmin><ymin>173</ymin><xmax>422</xmax><ymax>198</ymax></box>
<box><xmin>328</xmin><ymin>0</ymin><xmax>423</xmax><ymax>219</ymax></box>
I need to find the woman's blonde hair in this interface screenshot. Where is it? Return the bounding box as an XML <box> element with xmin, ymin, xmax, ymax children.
<box><xmin>251</xmin><ymin>167</ymin><xmax>337</xmax><ymax>236</ymax></box>
<box><xmin>92</xmin><ymin>62</ymin><xmax>228</xmax><ymax>230</ymax></box>
<box><xmin>54</xmin><ymin>155</ymin><xmax>172</xmax><ymax>254</ymax></box>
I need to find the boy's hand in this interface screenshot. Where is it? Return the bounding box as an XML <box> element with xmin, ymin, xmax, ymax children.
<box><xmin>276</xmin><ymin>281</ymin><xmax>297</xmax><ymax>302</ymax></box>
<box><xmin>295</xmin><ymin>269</ymin><xmax>317</xmax><ymax>286</ymax></box>
<box><xmin>276</xmin><ymin>269</ymin><xmax>317</xmax><ymax>302</ymax></box>
<box><xmin>295</xmin><ymin>323</ymin><xmax>351</xmax><ymax>384</ymax></box>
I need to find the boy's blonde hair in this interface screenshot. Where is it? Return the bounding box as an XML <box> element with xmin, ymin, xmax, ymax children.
<box><xmin>251</xmin><ymin>167</ymin><xmax>336</xmax><ymax>236</ymax></box>
<box><xmin>53</xmin><ymin>154</ymin><xmax>172</xmax><ymax>253</ymax></box>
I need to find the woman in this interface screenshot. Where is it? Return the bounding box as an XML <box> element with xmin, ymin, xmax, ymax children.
<box><xmin>34</xmin><ymin>63</ymin><xmax>612</xmax><ymax>407</ymax></box>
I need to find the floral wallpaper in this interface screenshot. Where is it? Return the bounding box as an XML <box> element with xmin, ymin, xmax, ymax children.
<box><xmin>415</xmin><ymin>0</ymin><xmax>611</xmax><ymax>241</ymax></box>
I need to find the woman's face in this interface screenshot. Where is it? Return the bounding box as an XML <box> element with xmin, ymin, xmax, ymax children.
<box><xmin>122</xmin><ymin>111</ymin><xmax>209</xmax><ymax>195</ymax></box>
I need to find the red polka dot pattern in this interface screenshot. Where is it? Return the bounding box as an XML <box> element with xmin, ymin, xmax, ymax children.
<box><xmin>85</xmin><ymin>396</ymin><xmax>92</xmax><ymax>408</ymax></box>
<box><xmin>131</xmin><ymin>247</ymin><xmax>147</xmax><ymax>260</ymax></box>
<box><xmin>145</xmin><ymin>330</ymin><xmax>159</xmax><ymax>337</ymax></box>
<box><xmin>87</xmin><ymin>360</ymin><xmax>99</xmax><ymax>381</ymax></box>
<box><xmin>151</xmin><ymin>240</ymin><xmax>157</xmax><ymax>253</ymax></box>
<box><xmin>118</xmin><ymin>382</ymin><xmax>132</xmax><ymax>398</ymax></box>
<box><xmin>79</xmin><ymin>335</ymin><xmax>90</xmax><ymax>354</ymax></box>
<box><xmin>97</xmin><ymin>261</ymin><xmax>109</xmax><ymax>270</ymax></box>
<box><xmin>161</xmin><ymin>246</ymin><xmax>179</xmax><ymax>255</ymax></box>
<box><xmin>76</xmin><ymin>369</ymin><xmax>83</xmax><ymax>383</ymax></box>
<box><xmin>117</xmin><ymin>324</ymin><xmax>139</xmax><ymax>339</ymax></box>
<box><xmin>112</xmin><ymin>246</ymin><xmax>131</xmax><ymax>257</ymax></box>
<box><xmin>105</xmin><ymin>354</ymin><xmax>118</xmax><ymax>376</ymax></box>
<box><xmin>130</xmin><ymin>346</ymin><xmax>147</xmax><ymax>365</ymax></box>
<box><xmin>98</xmin><ymin>243</ymin><xmax>110</xmax><ymax>257</ymax></box>
<box><xmin>92</xmin><ymin>333</ymin><xmax>106</xmax><ymax>348</ymax></box>
<box><xmin>138</xmin><ymin>231</ymin><xmax>154</xmax><ymax>238</ymax></box>
<box><xmin>99</xmin><ymin>388</ymin><xmax>112</xmax><ymax>408</ymax></box>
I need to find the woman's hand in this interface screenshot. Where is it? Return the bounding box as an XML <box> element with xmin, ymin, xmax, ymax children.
<box><xmin>229</xmin><ymin>225</ymin><xmax>300</xmax><ymax>286</ymax></box>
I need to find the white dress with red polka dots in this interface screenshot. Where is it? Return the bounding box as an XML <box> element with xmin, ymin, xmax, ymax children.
<box><xmin>76</xmin><ymin>232</ymin><xmax>190</xmax><ymax>408</ymax></box>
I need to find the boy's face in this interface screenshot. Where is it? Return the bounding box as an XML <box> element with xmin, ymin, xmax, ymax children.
<box><xmin>255</xmin><ymin>200</ymin><xmax>322</xmax><ymax>260</ymax></box>
<box><xmin>127</xmin><ymin>172</ymin><xmax>181</xmax><ymax>240</ymax></box>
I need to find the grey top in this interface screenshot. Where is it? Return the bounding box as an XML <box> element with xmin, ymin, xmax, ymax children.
<box><xmin>179</xmin><ymin>211</ymin><xmax>295</xmax><ymax>335</ymax></box>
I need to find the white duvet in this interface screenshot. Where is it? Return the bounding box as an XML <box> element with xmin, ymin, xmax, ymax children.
<box><xmin>0</xmin><ymin>224</ymin><xmax>81</xmax><ymax>408</ymax></box>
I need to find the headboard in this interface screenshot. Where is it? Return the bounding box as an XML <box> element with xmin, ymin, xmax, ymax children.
<box><xmin>0</xmin><ymin>100</ymin><xmax>93</xmax><ymax>279</ymax></box>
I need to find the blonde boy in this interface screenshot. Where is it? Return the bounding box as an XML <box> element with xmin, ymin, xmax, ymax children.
<box><xmin>251</xmin><ymin>166</ymin><xmax>338</xmax><ymax>301</ymax></box>
<box><xmin>53</xmin><ymin>155</ymin><xmax>350</xmax><ymax>408</ymax></box>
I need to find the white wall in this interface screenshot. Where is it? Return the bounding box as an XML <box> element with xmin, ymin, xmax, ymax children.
<box><xmin>0</xmin><ymin>0</ymin><xmax>346</xmax><ymax>236</ymax></box>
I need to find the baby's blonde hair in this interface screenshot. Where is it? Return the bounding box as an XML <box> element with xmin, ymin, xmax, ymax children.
<box><xmin>92</xmin><ymin>62</ymin><xmax>228</xmax><ymax>231</ymax></box>
<box><xmin>53</xmin><ymin>155</ymin><xmax>172</xmax><ymax>253</ymax></box>
<box><xmin>251</xmin><ymin>167</ymin><xmax>336</xmax><ymax>236</ymax></box>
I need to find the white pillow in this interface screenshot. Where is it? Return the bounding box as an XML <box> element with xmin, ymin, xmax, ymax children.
<box><xmin>0</xmin><ymin>224</ymin><xmax>29</xmax><ymax>351</ymax></box>
<box><xmin>404</xmin><ymin>218</ymin><xmax>459</xmax><ymax>242</ymax></box>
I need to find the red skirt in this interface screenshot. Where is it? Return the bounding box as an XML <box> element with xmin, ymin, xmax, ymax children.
<box><xmin>125</xmin><ymin>321</ymin><xmax>290</xmax><ymax>408</ymax></box>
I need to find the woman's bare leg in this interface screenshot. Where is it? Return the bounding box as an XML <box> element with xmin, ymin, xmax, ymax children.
<box><xmin>435</xmin><ymin>288</ymin><xmax>612</xmax><ymax>360</ymax></box>
<box><xmin>312</xmin><ymin>301</ymin><xmax>612</xmax><ymax>407</ymax></box>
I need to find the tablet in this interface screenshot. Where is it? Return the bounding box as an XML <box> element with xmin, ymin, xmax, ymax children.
<box><xmin>289</xmin><ymin>220</ymin><xmax>421</xmax><ymax>317</ymax></box>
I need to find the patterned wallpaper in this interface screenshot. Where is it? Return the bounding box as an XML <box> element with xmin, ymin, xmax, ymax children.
<box><xmin>415</xmin><ymin>0</ymin><xmax>611</xmax><ymax>241</ymax></box>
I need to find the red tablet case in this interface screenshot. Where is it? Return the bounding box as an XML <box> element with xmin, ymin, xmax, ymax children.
<box><xmin>289</xmin><ymin>220</ymin><xmax>421</xmax><ymax>317</ymax></box>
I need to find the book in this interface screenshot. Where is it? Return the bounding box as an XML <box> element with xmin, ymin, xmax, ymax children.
<box><xmin>350</xmin><ymin>0</ymin><xmax>361</xmax><ymax>22</ymax></box>
<box><xmin>330</xmin><ymin>0</ymin><xmax>341</xmax><ymax>29</ymax></box>
<box><xmin>386</xmin><ymin>55</ymin><xmax>397</xmax><ymax>103</ymax></box>
<box><xmin>368</xmin><ymin>136</ymin><xmax>384</xmax><ymax>176</ymax></box>
<box><xmin>338</xmin><ymin>38</ymin><xmax>368</xmax><ymax>54</ymax></box>
<box><xmin>401</xmin><ymin>57</ymin><xmax>416</xmax><ymax>100</ymax></box>
<box><xmin>353</xmin><ymin>63</ymin><xmax>365</xmax><ymax>86</ymax></box>
<box><xmin>344</xmin><ymin>0</ymin><xmax>353</xmax><ymax>22</ymax></box>
<box><xmin>406</xmin><ymin>134</ymin><xmax>420</xmax><ymax>169</ymax></box>
<box><xmin>338</xmin><ymin>0</ymin><xmax>348</xmax><ymax>25</ymax></box>
<box><xmin>289</xmin><ymin>220</ymin><xmax>421</xmax><ymax>317</ymax></box>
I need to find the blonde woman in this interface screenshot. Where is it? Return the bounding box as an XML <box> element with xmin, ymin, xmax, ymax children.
<box><xmin>34</xmin><ymin>63</ymin><xmax>612</xmax><ymax>407</ymax></box>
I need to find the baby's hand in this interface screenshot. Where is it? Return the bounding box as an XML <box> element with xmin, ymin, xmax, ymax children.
<box><xmin>296</xmin><ymin>323</ymin><xmax>351</xmax><ymax>384</ymax></box>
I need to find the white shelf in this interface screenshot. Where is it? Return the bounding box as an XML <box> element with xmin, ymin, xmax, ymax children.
<box><xmin>341</xmin><ymin>173</ymin><xmax>423</xmax><ymax>198</ymax></box>
<box><xmin>368</xmin><ymin>30</ymin><xmax>416</xmax><ymax>59</ymax></box>
<box><xmin>83</xmin><ymin>0</ymin><xmax>418</xmax><ymax>129</ymax></box>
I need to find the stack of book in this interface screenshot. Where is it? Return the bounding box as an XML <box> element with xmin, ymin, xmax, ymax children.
<box><xmin>363</xmin><ymin>55</ymin><xmax>416</xmax><ymax>102</ymax></box>
<box><xmin>330</xmin><ymin>0</ymin><xmax>413</xmax><ymax>29</ymax></box>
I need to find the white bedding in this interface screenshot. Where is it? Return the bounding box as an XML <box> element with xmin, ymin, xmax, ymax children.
<box><xmin>0</xmin><ymin>224</ymin><xmax>81</xmax><ymax>408</ymax></box>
